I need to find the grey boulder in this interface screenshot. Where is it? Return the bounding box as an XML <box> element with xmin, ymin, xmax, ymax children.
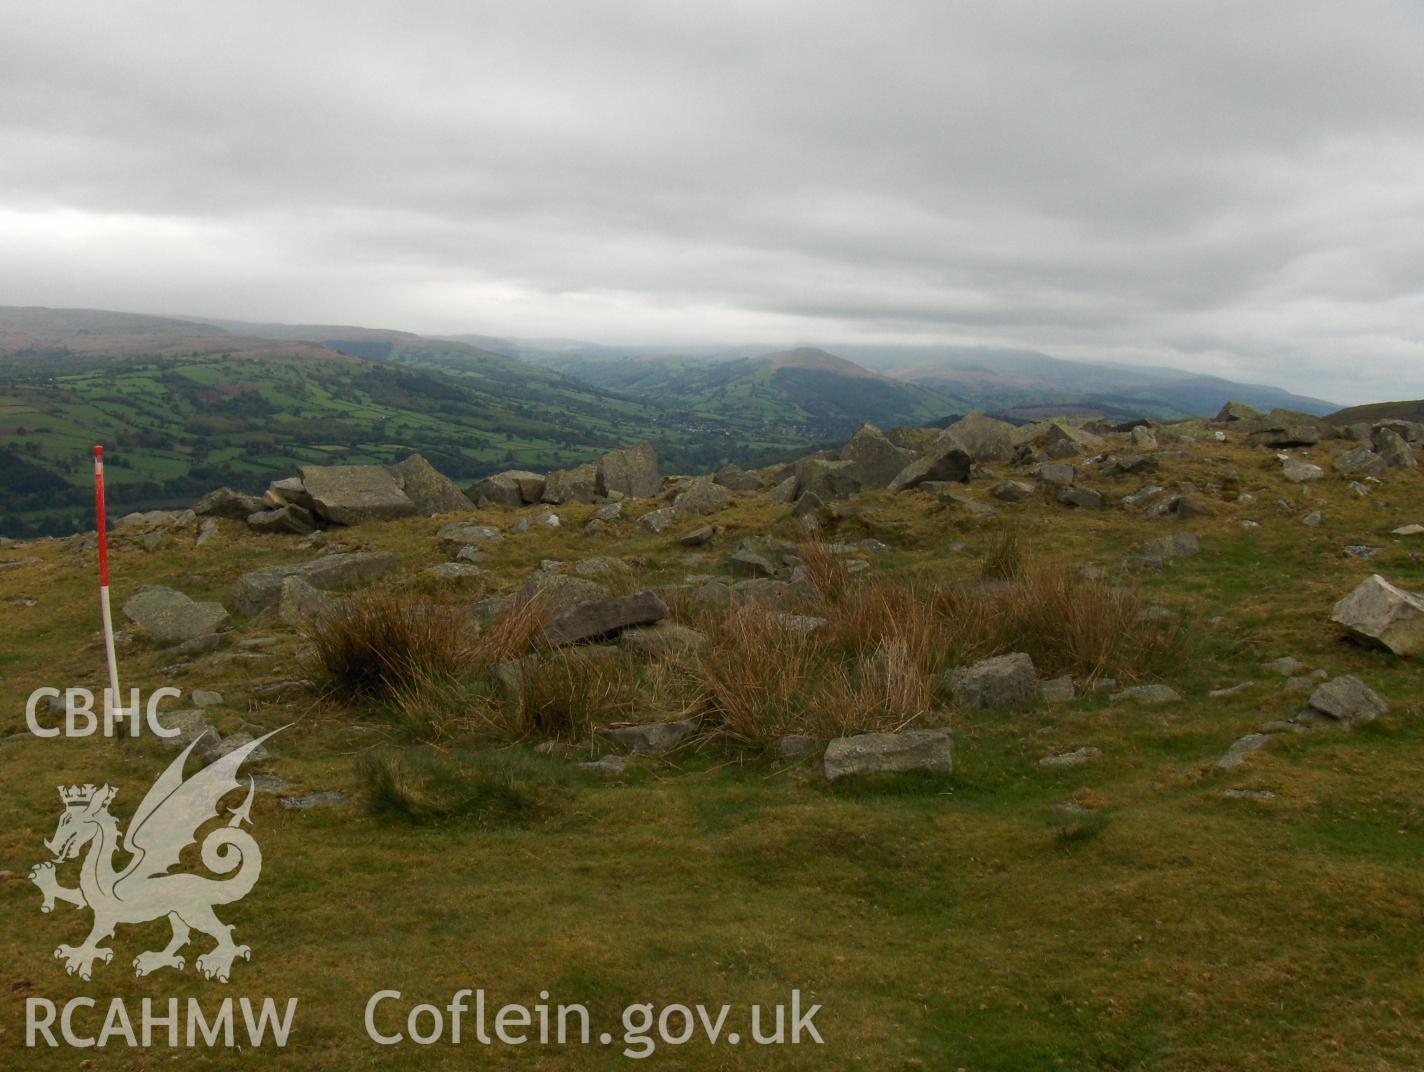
<box><xmin>823</xmin><ymin>728</ymin><xmax>953</xmax><ymax>781</ymax></box>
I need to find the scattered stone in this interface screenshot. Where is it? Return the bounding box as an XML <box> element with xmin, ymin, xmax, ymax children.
<box><xmin>1375</xmin><ymin>427</ymin><xmax>1417</xmax><ymax>469</ymax></box>
<box><xmin>1140</xmin><ymin>532</ymin><xmax>1201</xmax><ymax>565</ymax></box>
<box><xmin>1330</xmin><ymin>574</ymin><xmax>1424</xmax><ymax>655</ymax></box>
<box><xmin>1209</xmin><ymin>682</ymin><xmax>1255</xmax><ymax>698</ymax></box>
<box><xmin>543</xmin><ymin>590</ymin><xmax>668</xmax><ymax>646</ymax></box>
<box><xmin>437</xmin><ymin>522</ymin><xmax>502</xmax><ymax>546</ymax></box>
<box><xmin>1393</xmin><ymin>524</ymin><xmax>1424</xmax><ymax>536</ymax></box>
<box><xmin>190</xmin><ymin>689</ymin><xmax>224</xmax><ymax>708</ymax></box>
<box><xmin>638</xmin><ymin>507</ymin><xmax>678</xmax><ymax>534</ymax></box>
<box><xmin>596</xmin><ymin>716</ymin><xmax>700</xmax><ymax>755</ymax></box>
<box><xmin>1332</xmin><ymin>448</ymin><xmax>1386</xmax><ymax>479</ymax></box>
<box><xmin>619</xmin><ymin>623</ymin><xmax>709</xmax><ymax>657</ymax></box>
<box><xmin>790</xmin><ymin>492</ymin><xmax>826</xmax><ymax>518</ymax></box>
<box><xmin>1036</xmin><ymin>463</ymin><xmax>1076</xmax><ymax>487</ymax></box>
<box><xmin>388</xmin><ymin>454</ymin><xmax>473</xmax><ymax>515</ymax></box>
<box><xmin>300</xmin><ymin>465</ymin><xmax>417</xmax><ymax>525</ymax></box>
<box><xmin>211</xmin><ymin>731</ymin><xmax>269</xmax><ymax>765</ymax></box>
<box><xmin>1303</xmin><ymin>675</ymin><xmax>1388</xmax><ymax>724</ymax></box>
<box><xmin>713</xmin><ymin>464</ymin><xmax>764</xmax><ymax>493</ymax></box>
<box><xmin>938</xmin><ymin>491</ymin><xmax>997</xmax><ymax>517</ymax></box>
<box><xmin>194</xmin><ymin>487</ymin><xmax>265</xmax><ymax>520</ymax></box>
<box><xmin>122</xmin><ymin>586</ymin><xmax>229</xmax><ymax>642</ymax></box>
<box><xmin>1215</xmin><ymin>734</ymin><xmax>1272</xmax><ymax>771</ymax></box>
<box><xmin>454</xmin><ymin>545</ymin><xmax>488</xmax><ymax>563</ymax></box>
<box><xmin>887</xmin><ymin>436</ymin><xmax>972</xmax><ymax>492</ymax></box>
<box><xmin>469</xmin><ymin>470</ymin><xmax>544</xmax><ymax>507</ymax></box>
<box><xmin>1221</xmin><ymin>788</ymin><xmax>1276</xmax><ymax>800</ymax></box>
<box><xmin>1282</xmin><ymin>458</ymin><xmax>1324</xmax><ymax>483</ymax></box>
<box><xmin>678</xmin><ymin>525</ymin><xmax>714</xmax><ymax>547</ymax></box>
<box><xmin>1344</xmin><ymin>545</ymin><xmax>1383</xmax><ymax>560</ymax></box>
<box><xmin>578</xmin><ymin>755</ymin><xmax>630</xmax><ymax>777</ymax></box>
<box><xmin>822</xmin><ymin>728</ymin><xmax>953</xmax><ymax>781</ymax></box>
<box><xmin>945</xmin><ymin>652</ymin><xmax>1038</xmax><ymax>710</ymax></box>
<box><xmin>279</xmin><ymin>791</ymin><xmax>350</xmax><ymax>810</ymax></box>
<box><xmin>798</xmin><ymin>458</ymin><xmax>864</xmax><ymax>501</ymax></box>
<box><xmin>591</xmin><ymin>501</ymin><xmax>623</xmax><ymax>522</ymax></box>
<box><xmin>1217</xmin><ymin>401</ymin><xmax>1265</xmax><ymax>422</ymax></box>
<box><xmin>234</xmin><ymin>550</ymin><xmax>396</xmax><ymax>615</ymax></box>
<box><xmin>1111</xmin><ymin>684</ymin><xmax>1182</xmax><ymax>704</ymax></box>
<box><xmin>990</xmin><ymin>479</ymin><xmax>1035</xmax><ymax>503</ymax></box>
<box><xmin>540</xmin><ymin>463</ymin><xmax>599</xmax><ymax>505</ymax></box>
<box><xmin>729</xmin><ymin>549</ymin><xmax>778</xmax><ymax>579</ymax></box>
<box><xmin>247</xmin><ymin>504</ymin><xmax>318</xmax><ymax>535</ymax></box>
<box><xmin>1130</xmin><ymin>425</ymin><xmax>1158</xmax><ymax>450</ymax></box>
<box><xmin>1057</xmin><ymin>487</ymin><xmax>1105</xmax><ymax>510</ymax></box>
<box><xmin>424</xmin><ymin>562</ymin><xmax>489</xmax><ymax>580</ymax></box>
<box><xmin>1039</xmin><ymin>676</ymin><xmax>1075</xmax><ymax>704</ymax></box>
<box><xmin>1038</xmin><ymin>747</ymin><xmax>1102</xmax><ymax>770</ymax></box>
<box><xmin>155</xmin><ymin>710</ymin><xmax>215</xmax><ymax>751</ymax></box>
<box><xmin>839</xmin><ymin>423</ymin><xmax>916</xmax><ymax>487</ymax></box>
<box><xmin>673</xmin><ymin>478</ymin><xmax>733</xmax><ymax>516</ymax></box>
<box><xmin>518</xmin><ymin>572</ymin><xmax>608</xmax><ymax>609</ymax></box>
<box><xmin>596</xmin><ymin>442</ymin><xmax>660</xmax><ymax>499</ymax></box>
<box><xmin>771</xmin><ymin>735</ymin><xmax>821</xmax><ymax>760</ymax></box>
<box><xmin>943</xmin><ymin>411</ymin><xmax>1015</xmax><ymax>461</ymax></box>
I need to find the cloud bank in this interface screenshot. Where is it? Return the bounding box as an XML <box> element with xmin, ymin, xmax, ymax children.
<box><xmin>4</xmin><ymin>0</ymin><xmax>1424</xmax><ymax>402</ymax></box>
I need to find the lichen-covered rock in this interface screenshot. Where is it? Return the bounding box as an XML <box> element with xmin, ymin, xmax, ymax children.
<box><xmin>945</xmin><ymin>652</ymin><xmax>1037</xmax><ymax>710</ymax></box>
<box><xmin>823</xmin><ymin>729</ymin><xmax>953</xmax><ymax>781</ymax></box>
<box><xmin>388</xmin><ymin>454</ymin><xmax>473</xmax><ymax>515</ymax></box>
<box><xmin>839</xmin><ymin>423</ymin><xmax>915</xmax><ymax>487</ymax></box>
<box><xmin>943</xmin><ymin>412</ymin><xmax>1014</xmax><ymax>462</ymax></box>
<box><xmin>194</xmin><ymin>487</ymin><xmax>265</xmax><ymax>520</ymax></box>
<box><xmin>300</xmin><ymin>465</ymin><xmax>417</xmax><ymax>525</ymax></box>
<box><xmin>234</xmin><ymin>550</ymin><xmax>397</xmax><ymax>615</ymax></box>
<box><xmin>542</xmin><ymin>590</ymin><xmax>668</xmax><ymax>646</ymax></box>
<box><xmin>122</xmin><ymin>586</ymin><xmax>229</xmax><ymax>642</ymax></box>
<box><xmin>887</xmin><ymin>435</ymin><xmax>972</xmax><ymax>492</ymax></box>
<box><xmin>673</xmin><ymin>478</ymin><xmax>733</xmax><ymax>516</ymax></box>
<box><xmin>468</xmin><ymin>470</ymin><xmax>545</xmax><ymax>507</ymax></box>
<box><xmin>1330</xmin><ymin>574</ymin><xmax>1424</xmax><ymax>655</ymax></box>
<box><xmin>1303</xmin><ymin>675</ymin><xmax>1389</xmax><ymax>724</ymax></box>
<box><xmin>596</xmin><ymin>442</ymin><xmax>660</xmax><ymax>499</ymax></box>
<box><xmin>542</xmin><ymin>463</ymin><xmax>599</xmax><ymax>505</ymax></box>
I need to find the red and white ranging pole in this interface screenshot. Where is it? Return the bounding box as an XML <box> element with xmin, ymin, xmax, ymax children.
<box><xmin>94</xmin><ymin>445</ymin><xmax>124</xmax><ymax>720</ymax></box>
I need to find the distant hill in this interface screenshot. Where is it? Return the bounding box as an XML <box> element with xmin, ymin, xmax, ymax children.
<box><xmin>1326</xmin><ymin>399</ymin><xmax>1424</xmax><ymax>425</ymax></box>
<box><xmin>522</xmin><ymin>345</ymin><xmax>958</xmax><ymax>442</ymax></box>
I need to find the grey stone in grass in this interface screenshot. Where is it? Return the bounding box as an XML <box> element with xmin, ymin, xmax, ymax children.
<box><xmin>1039</xmin><ymin>676</ymin><xmax>1076</xmax><ymax>704</ymax></box>
<box><xmin>945</xmin><ymin>652</ymin><xmax>1037</xmax><ymax>710</ymax></box>
<box><xmin>579</xmin><ymin>755</ymin><xmax>631</xmax><ymax>777</ymax></box>
<box><xmin>279</xmin><ymin>791</ymin><xmax>350</xmax><ymax>810</ymax></box>
<box><xmin>1302</xmin><ymin>675</ymin><xmax>1388</xmax><ymax>725</ymax></box>
<box><xmin>1330</xmin><ymin>574</ymin><xmax>1424</xmax><ymax>656</ymax></box>
<box><xmin>771</xmin><ymin>735</ymin><xmax>821</xmax><ymax>760</ymax></box>
<box><xmin>596</xmin><ymin>716</ymin><xmax>700</xmax><ymax>755</ymax></box>
<box><xmin>1038</xmin><ymin>747</ymin><xmax>1102</xmax><ymax>770</ymax></box>
<box><xmin>823</xmin><ymin>728</ymin><xmax>953</xmax><ymax>781</ymax></box>
<box><xmin>1111</xmin><ymin>684</ymin><xmax>1181</xmax><ymax>704</ymax></box>
<box><xmin>190</xmin><ymin>689</ymin><xmax>224</xmax><ymax>708</ymax></box>
<box><xmin>1215</xmin><ymin>733</ymin><xmax>1272</xmax><ymax>770</ymax></box>
<box><xmin>122</xmin><ymin>586</ymin><xmax>229</xmax><ymax>643</ymax></box>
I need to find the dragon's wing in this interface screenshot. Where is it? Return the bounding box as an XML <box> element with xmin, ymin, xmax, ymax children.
<box><xmin>115</xmin><ymin>728</ymin><xmax>284</xmax><ymax>893</ymax></box>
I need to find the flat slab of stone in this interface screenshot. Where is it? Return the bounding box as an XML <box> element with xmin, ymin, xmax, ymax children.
<box><xmin>1330</xmin><ymin>574</ymin><xmax>1424</xmax><ymax>656</ymax></box>
<box><xmin>234</xmin><ymin>550</ymin><xmax>396</xmax><ymax>615</ymax></box>
<box><xmin>300</xmin><ymin>465</ymin><xmax>417</xmax><ymax>525</ymax></box>
<box><xmin>542</xmin><ymin>590</ymin><xmax>668</xmax><ymax>646</ymax></box>
<box><xmin>1111</xmin><ymin>684</ymin><xmax>1182</xmax><ymax>704</ymax></box>
<box><xmin>596</xmin><ymin>716</ymin><xmax>699</xmax><ymax>755</ymax></box>
<box><xmin>279</xmin><ymin>791</ymin><xmax>350</xmax><ymax>810</ymax></box>
<box><xmin>823</xmin><ymin>728</ymin><xmax>953</xmax><ymax>781</ymax></box>
<box><xmin>122</xmin><ymin>586</ymin><xmax>229</xmax><ymax>642</ymax></box>
<box><xmin>1216</xmin><ymin>734</ymin><xmax>1272</xmax><ymax>770</ymax></box>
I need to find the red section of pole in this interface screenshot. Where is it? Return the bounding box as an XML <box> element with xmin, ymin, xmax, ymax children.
<box><xmin>94</xmin><ymin>445</ymin><xmax>109</xmax><ymax>586</ymax></box>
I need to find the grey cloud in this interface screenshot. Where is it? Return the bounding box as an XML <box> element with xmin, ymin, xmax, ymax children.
<box><xmin>2</xmin><ymin>0</ymin><xmax>1424</xmax><ymax>403</ymax></box>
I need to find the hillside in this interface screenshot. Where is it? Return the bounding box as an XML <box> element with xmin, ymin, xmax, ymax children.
<box><xmin>521</xmin><ymin>346</ymin><xmax>960</xmax><ymax>441</ymax></box>
<box><xmin>0</xmin><ymin>308</ymin><xmax>701</xmax><ymax>537</ymax></box>
<box><xmin>1328</xmin><ymin>399</ymin><xmax>1424</xmax><ymax>425</ymax></box>
<box><xmin>1</xmin><ymin>411</ymin><xmax>1421</xmax><ymax>1070</ymax></box>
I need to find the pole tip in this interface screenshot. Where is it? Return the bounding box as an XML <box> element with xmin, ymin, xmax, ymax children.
<box><xmin>93</xmin><ymin>445</ymin><xmax>104</xmax><ymax>457</ymax></box>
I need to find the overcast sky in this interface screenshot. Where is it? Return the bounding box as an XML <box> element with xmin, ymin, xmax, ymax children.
<box><xmin>4</xmin><ymin>1</ymin><xmax>1424</xmax><ymax>403</ymax></box>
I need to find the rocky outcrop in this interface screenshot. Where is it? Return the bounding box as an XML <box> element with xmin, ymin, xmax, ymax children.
<box><xmin>943</xmin><ymin>411</ymin><xmax>1015</xmax><ymax>462</ymax></box>
<box><xmin>886</xmin><ymin>434</ymin><xmax>971</xmax><ymax>492</ymax></box>
<box><xmin>1215</xmin><ymin>400</ymin><xmax>1265</xmax><ymax>422</ymax></box>
<box><xmin>247</xmin><ymin>504</ymin><xmax>318</xmax><ymax>535</ymax></box>
<box><xmin>1330</xmin><ymin>574</ymin><xmax>1424</xmax><ymax>655</ymax></box>
<box><xmin>797</xmin><ymin>458</ymin><xmax>863</xmax><ymax>501</ymax></box>
<box><xmin>194</xmin><ymin>487</ymin><xmax>264</xmax><ymax>520</ymax></box>
<box><xmin>823</xmin><ymin>728</ymin><xmax>953</xmax><ymax>781</ymax></box>
<box><xmin>839</xmin><ymin>423</ymin><xmax>915</xmax><ymax>487</ymax></box>
<box><xmin>541</xmin><ymin>463</ymin><xmax>599</xmax><ymax>505</ymax></box>
<box><xmin>673</xmin><ymin>478</ymin><xmax>733</xmax><ymax>516</ymax></box>
<box><xmin>468</xmin><ymin>470</ymin><xmax>545</xmax><ymax>507</ymax></box>
<box><xmin>300</xmin><ymin>465</ymin><xmax>417</xmax><ymax>525</ymax></box>
<box><xmin>388</xmin><ymin>454</ymin><xmax>473</xmax><ymax>515</ymax></box>
<box><xmin>596</xmin><ymin>442</ymin><xmax>660</xmax><ymax>499</ymax></box>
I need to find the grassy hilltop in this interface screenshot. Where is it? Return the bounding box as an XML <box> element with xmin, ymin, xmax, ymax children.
<box><xmin>0</xmin><ymin>414</ymin><xmax>1422</xmax><ymax>1070</ymax></box>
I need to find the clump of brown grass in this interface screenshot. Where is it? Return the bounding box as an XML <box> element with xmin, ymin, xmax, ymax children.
<box><xmin>306</xmin><ymin>590</ymin><xmax>478</xmax><ymax>700</ymax></box>
<box><xmin>979</xmin><ymin>525</ymin><xmax>1025</xmax><ymax>581</ymax></box>
<box><xmin>514</xmin><ymin>652</ymin><xmax>643</xmax><ymax>741</ymax></box>
<box><xmin>795</xmin><ymin>539</ymin><xmax>853</xmax><ymax>603</ymax></box>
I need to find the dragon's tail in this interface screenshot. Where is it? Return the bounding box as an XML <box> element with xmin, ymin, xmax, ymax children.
<box><xmin>199</xmin><ymin>828</ymin><xmax>263</xmax><ymax>906</ymax></box>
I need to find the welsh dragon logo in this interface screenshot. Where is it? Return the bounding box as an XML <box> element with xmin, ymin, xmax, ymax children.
<box><xmin>28</xmin><ymin>729</ymin><xmax>281</xmax><ymax>982</ymax></box>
